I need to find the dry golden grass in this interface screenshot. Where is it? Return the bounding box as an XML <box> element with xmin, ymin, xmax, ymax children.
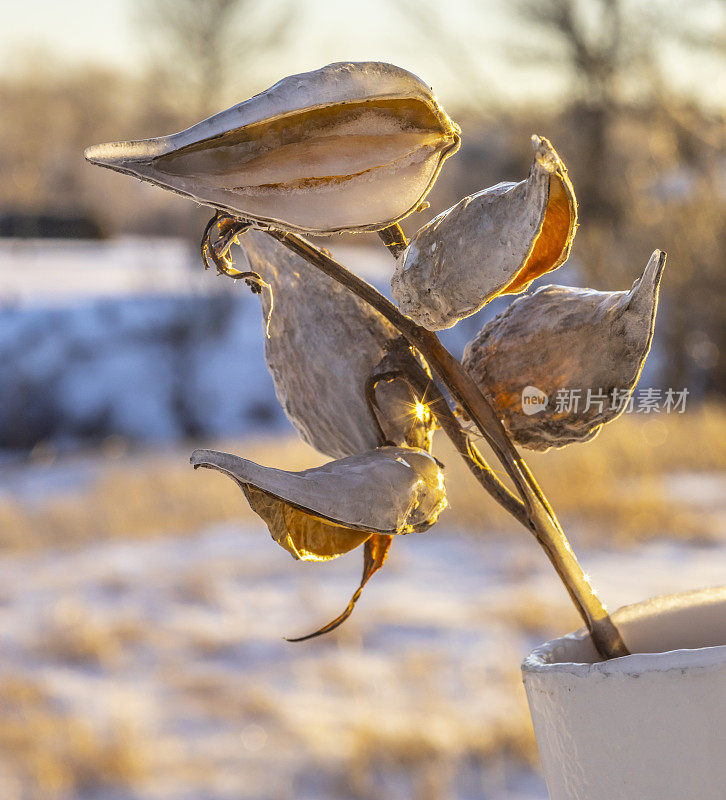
<box><xmin>163</xmin><ymin>653</ymin><xmax>538</xmax><ymax>800</ymax></box>
<box><xmin>33</xmin><ymin>597</ymin><xmax>148</xmax><ymax>668</ymax></box>
<box><xmin>0</xmin><ymin>676</ymin><xmax>147</xmax><ymax>799</ymax></box>
<box><xmin>0</xmin><ymin>435</ymin><xmax>320</xmax><ymax>552</ymax></box>
<box><xmin>0</xmin><ymin>406</ymin><xmax>724</xmax><ymax>554</ymax></box>
<box><xmin>0</xmin><ymin>410</ymin><xmax>720</xmax><ymax>798</ymax></box>
<box><xmin>440</xmin><ymin>403</ymin><xmax>726</xmax><ymax>544</ymax></box>
<box><xmin>485</xmin><ymin>591</ymin><xmax>582</xmax><ymax>640</ymax></box>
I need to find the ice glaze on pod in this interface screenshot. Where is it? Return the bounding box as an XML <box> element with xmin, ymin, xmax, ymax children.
<box><xmin>392</xmin><ymin>135</ymin><xmax>577</xmax><ymax>330</ymax></box>
<box><xmin>84</xmin><ymin>62</ymin><xmax>460</xmax><ymax>235</ymax></box>
<box><xmin>240</xmin><ymin>230</ymin><xmax>435</xmax><ymax>459</ymax></box>
<box><xmin>190</xmin><ymin>447</ymin><xmax>447</xmax><ymax>561</ymax></box>
<box><xmin>462</xmin><ymin>250</ymin><xmax>666</xmax><ymax>450</ymax></box>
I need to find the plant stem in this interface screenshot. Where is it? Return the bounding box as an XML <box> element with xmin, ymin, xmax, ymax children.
<box><xmin>366</xmin><ymin>339</ymin><xmax>529</xmax><ymax>528</ymax></box>
<box><xmin>377</xmin><ymin>223</ymin><xmax>408</xmax><ymax>258</ymax></box>
<box><xmin>263</xmin><ymin>226</ymin><xmax>629</xmax><ymax>660</ymax></box>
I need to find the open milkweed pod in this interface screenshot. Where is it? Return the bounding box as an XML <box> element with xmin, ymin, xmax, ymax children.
<box><xmin>190</xmin><ymin>446</ymin><xmax>447</xmax><ymax>561</ymax></box>
<box><xmin>461</xmin><ymin>250</ymin><xmax>666</xmax><ymax>451</ymax></box>
<box><xmin>391</xmin><ymin>135</ymin><xmax>577</xmax><ymax>330</ymax></box>
<box><xmin>84</xmin><ymin>62</ymin><xmax>460</xmax><ymax>235</ymax></box>
<box><xmin>240</xmin><ymin>230</ymin><xmax>435</xmax><ymax>459</ymax></box>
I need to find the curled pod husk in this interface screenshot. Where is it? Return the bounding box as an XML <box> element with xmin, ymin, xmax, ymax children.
<box><xmin>461</xmin><ymin>250</ymin><xmax>666</xmax><ymax>451</ymax></box>
<box><xmin>391</xmin><ymin>135</ymin><xmax>577</xmax><ymax>330</ymax></box>
<box><xmin>84</xmin><ymin>62</ymin><xmax>460</xmax><ymax>235</ymax></box>
<box><xmin>190</xmin><ymin>446</ymin><xmax>447</xmax><ymax>561</ymax></box>
<box><xmin>241</xmin><ymin>229</ymin><xmax>435</xmax><ymax>459</ymax></box>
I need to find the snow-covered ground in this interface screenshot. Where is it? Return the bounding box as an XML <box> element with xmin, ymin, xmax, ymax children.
<box><xmin>0</xmin><ymin>238</ymin><xmax>410</xmax><ymax>450</ymax></box>
<box><xmin>0</xmin><ymin>237</ymin><xmax>394</xmax><ymax>306</ymax></box>
<box><xmin>0</xmin><ymin>236</ymin><xmax>623</xmax><ymax>451</ymax></box>
<box><xmin>0</xmin><ymin>452</ymin><xmax>725</xmax><ymax>799</ymax></box>
<box><xmin>0</xmin><ymin>236</ymin><xmax>704</xmax><ymax>798</ymax></box>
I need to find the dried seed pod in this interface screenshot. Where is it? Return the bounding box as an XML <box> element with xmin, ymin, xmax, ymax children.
<box><xmin>461</xmin><ymin>250</ymin><xmax>666</xmax><ymax>451</ymax></box>
<box><xmin>190</xmin><ymin>446</ymin><xmax>447</xmax><ymax>561</ymax></box>
<box><xmin>84</xmin><ymin>62</ymin><xmax>460</xmax><ymax>235</ymax></box>
<box><xmin>241</xmin><ymin>230</ymin><xmax>435</xmax><ymax>459</ymax></box>
<box><xmin>391</xmin><ymin>135</ymin><xmax>577</xmax><ymax>330</ymax></box>
<box><xmin>286</xmin><ymin>533</ymin><xmax>393</xmax><ymax>642</ymax></box>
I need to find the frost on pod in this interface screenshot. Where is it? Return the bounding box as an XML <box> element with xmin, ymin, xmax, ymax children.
<box><xmin>190</xmin><ymin>446</ymin><xmax>447</xmax><ymax>561</ymax></box>
<box><xmin>84</xmin><ymin>62</ymin><xmax>460</xmax><ymax>235</ymax></box>
<box><xmin>391</xmin><ymin>135</ymin><xmax>577</xmax><ymax>330</ymax></box>
<box><xmin>462</xmin><ymin>250</ymin><xmax>666</xmax><ymax>451</ymax></box>
<box><xmin>240</xmin><ymin>230</ymin><xmax>435</xmax><ymax>459</ymax></box>
<box><xmin>191</xmin><ymin>444</ymin><xmax>447</xmax><ymax>639</ymax></box>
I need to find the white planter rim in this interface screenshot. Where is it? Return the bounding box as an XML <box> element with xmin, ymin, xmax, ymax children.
<box><xmin>522</xmin><ymin>586</ymin><xmax>726</xmax><ymax>679</ymax></box>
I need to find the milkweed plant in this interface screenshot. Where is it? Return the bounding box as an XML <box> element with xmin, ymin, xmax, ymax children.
<box><xmin>86</xmin><ymin>62</ymin><xmax>667</xmax><ymax>658</ymax></box>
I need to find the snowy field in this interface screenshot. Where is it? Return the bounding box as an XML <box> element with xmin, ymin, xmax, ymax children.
<box><xmin>0</xmin><ymin>237</ymin><xmax>396</xmax><ymax>305</ymax></box>
<box><xmin>0</xmin><ymin>237</ymin><xmax>594</xmax><ymax>451</ymax></box>
<box><xmin>0</xmin><ymin>444</ymin><xmax>726</xmax><ymax>800</ymax></box>
<box><xmin>0</xmin><ymin>237</ymin><xmax>406</xmax><ymax>449</ymax></box>
<box><xmin>0</xmin><ymin>237</ymin><xmax>721</xmax><ymax>799</ymax></box>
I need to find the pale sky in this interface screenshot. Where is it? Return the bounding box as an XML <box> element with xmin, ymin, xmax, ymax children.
<box><xmin>0</xmin><ymin>0</ymin><xmax>502</xmax><ymax>72</ymax></box>
<box><xmin>0</xmin><ymin>1</ymin><xmax>514</xmax><ymax>89</ymax></box>
<box><xmin>1</xmin><ymin>0</ymin><xmax>136</xmax><ymax>67</ymax></box>
<box><xmin>1</xmin><ymin>0</ymin><xmax>723</xmax><ymax>110</ymax></box>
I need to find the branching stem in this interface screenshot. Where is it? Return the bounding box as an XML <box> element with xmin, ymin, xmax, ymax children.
<box><xmin>203</xmin><ymin>216</ymin><xmax>629</xmax><ymax>660</ymax></box>
<box><xmin>266</xmin><ymin>228</ymin><xmax>628</xmax><ymax>660</ymax></box>
<box><xmin>366</xmin><ymin>339</ymin><xmax>529</xmax><ymax>528</ymax></box>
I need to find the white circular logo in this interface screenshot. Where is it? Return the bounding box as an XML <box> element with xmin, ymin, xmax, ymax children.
<box><xmin>521</xmin><ymin>385</ymin><xmax>548</xmax><ymax>415</ymax></box>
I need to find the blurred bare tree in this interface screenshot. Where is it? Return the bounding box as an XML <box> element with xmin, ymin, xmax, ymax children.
<box><xmin>643</xmin><ymin>1</ymin><xmax>726</xmax><ymax>395</ymax></box>
<box><xmin>129</xmin><ymin>0</ymin><xmax>296</xmax><ymax>241</ymax></box>
<box><xmin>514</xmin><ymin>0</ymin><xmax>726</xmax><ymax>396</ymax></box>
<box><xmin>0</xmin><ymin>62</ymin><xmax>136</xmax><ymax>219</ymax></box>
<box><xmin>391</xmin><ymin>0</ymin><xmax>494</xmax><ymax>108</ymax></box>
<box><xmin>391</xmin><ymin>0</ymin><xmax>726</xmax><ymax>398</ymax></box>
<box><xmin>1</xmin><ymin>0</ymin><xmax>724</xmax><ymax>396</ymax></box>
<box><xmin>515</xmin><ymin>0</ymin><xmax>651</xmax><ymax>221</ymax></box>
<box><xmin>135</xmin><ymin>0</ymin><xmax>295</xmax><ymax>122</ymax></box>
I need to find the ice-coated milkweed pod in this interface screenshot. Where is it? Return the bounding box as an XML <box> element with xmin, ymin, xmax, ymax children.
<box><xmin>391</xmin><ymin>135</ymin><xmax>577</xmax><ymax>330</ymax></box>
<box><xmin>461</xmin><ymin>250</ymin><xmax>666</xmax><ymax>451</ymax></box>
<box><xmin>241</xmin><ymin>230</ymin><xmax>435</xmax><ymax>459</ymax></box>
<box><xmin>190</xmin><ymin>446</ymin><xmax>447</xmax><ymax>561</ymax></box>
<box><xmin>84</xmin><ymin>62</ymin><xmax>460</xmax><ymax>235</ymax></box>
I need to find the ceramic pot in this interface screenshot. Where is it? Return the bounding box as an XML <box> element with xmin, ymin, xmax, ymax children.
<box><xmin>522</xmin><ymin>587</ymin><xmax>726</xmax><ymax>800</ymax></box>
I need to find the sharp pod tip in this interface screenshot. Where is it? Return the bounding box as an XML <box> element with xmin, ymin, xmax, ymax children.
<box><xmin>625</xmin><ymin>249</ymin><xmax>667</xmax><ymax>314</ymax></box>
<box><xmin>189</xmin><ymin>448</ymin><xmax>228</xmax><ymax>471</ymax></box>
<box><xmin>83</xmin><ymin>143</ymin><xmax>102</xmax><ymax>164</ymax></box>
<box><xmin>84</xmin><ymin>138</ymin><xmax>167</xmax><ymax>168</ymax></box>
<box><xmin>83</xmin><ymin>141</ymin><xmax>126</xmax><ymax>167</ymax></box>
<box><xmin>283</xmin><ymin>611</ymin><xmax>352</xmax><ymax>643</ymax></box>
<box><xmin>641</xmin><ymin>249</ymin><xmax>667</xmax><ymax>289</ymax></box>
<box><xmin>530</xmin><ymin>134</ymin><xmax>559</xmax><ymax>173</ymax></box>
<box><xmin>284</xmin><ymin>633</ymin><xmax>312</xmax><ymax>644</ymax></box>
<box><xmin>652</xmin><ymin>248</ymin><xmax>667</xmax><ymax>275</ymax></box>
<box><xmin>189</xmin><ymin>449</ymin><xmax>205</xmax><ymax>467</ymax></box>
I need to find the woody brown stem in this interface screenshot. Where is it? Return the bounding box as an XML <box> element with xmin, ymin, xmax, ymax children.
<box><xmin>377</xmin><ymin>223</ymin><xmax>408</xmax><ymax>258</ymax></box>
<box><xmin>199</xmin><ymin>215</ymin><xmax>627</xmax><ymax>659</ymax></box>
<box><xmin>260</xmin><ymin>226</ymin><xmax>629</xmax><ymax>660</ymax></box>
